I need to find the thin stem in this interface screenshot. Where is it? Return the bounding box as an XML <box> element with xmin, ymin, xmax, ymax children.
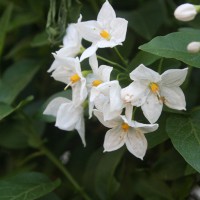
<box><xmin>114</xmin><ymin>47</ymin><xmax>129</xmax><ymax>68</ymax></box>
<box><xmin>40</xmin><ymin>146</ymin><xmax>92</xmax><ymax>200</ymax></box>
<box><xmin>97</xmin><ymin>55</ymin><xmax>127</xmax><ymax>71</ymax></box>
<box><xmin>132</xmin><ymin>107</ymin><xmax>137</xmax><ymax>120</ymax></box>
<box><xmin>157</xmin><ymin>58</ymin><xmax>164</xmax><ymax>74</ymax></box>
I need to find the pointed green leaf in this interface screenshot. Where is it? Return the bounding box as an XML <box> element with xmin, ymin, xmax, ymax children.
<box><xmin>0</xmin><ymin>60</ymin><xmax>40</xmax><ymax>104</ymax></box>
<box><xmin>0</xmin><ymin>102</ymin><xmax>14</xmax><ymax>120</ymax></box>
<box><xmin>139</xmin><ymin>31</ymin><xmax>200</xmax><ymax>68</ymax></box>
<box><xmin>0</xmin><ymin>172</ymin><xmax>61</xmax><ymax>200</ymax></box>
<box><xmin>166</xmin><ymin>110</ymin><xmax>200</xmax><ymax>173</ymax></box>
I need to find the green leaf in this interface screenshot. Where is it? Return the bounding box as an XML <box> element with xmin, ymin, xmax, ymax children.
<box><xmin>0</xmin><ymin>3</ymin><xmax>13</xmax><ymax>57</ymax></box>
<box><xmin>0</xmin><ymin>59</ymin><xmax>40</xmax><ymax>104</ymax></box>
<box><xmin>166</xmin><ymin>110</ymin><xmax>200</xmax><ymax>173</ymax></box>
<box><xmin>95</xmin><ymin>149</ymin><xmax>124</xmax><ymax>200</ymax></box>
<box><xmin>30</xmin><ymin>31</ymin><xmax>49</xmax><ymax>47</ymax></box>
<box><xmin>139</xmin><ymin>31</ymin><xmax>200</xmax><ymax>68</ymax></box>
<box><xmin>0</xmin><ymin>102</ymin><xmax>14</xmax><ymax>120</ymax></box>
<box><xmin>0</xmin><ymin>172</ymin><xmax>61</xmax><ymax>200</ymax></box>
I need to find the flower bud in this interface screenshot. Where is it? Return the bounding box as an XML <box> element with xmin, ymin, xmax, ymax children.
<box><xmin>187</xmin><ymin>41</ymin><xmax>200</xmax><ymax>53</ymax></box>
<box><xmin>174</xmin><ymin>3</ymin><xmax>197</xmax><ymax>21</ymax></box>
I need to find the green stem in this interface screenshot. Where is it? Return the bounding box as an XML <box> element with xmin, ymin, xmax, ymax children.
<box><xmin>97</xmin><ymin>55</ymin><xmax>127</xmax><ymax>71</ymax></box>
<box><xmin>132</xmin><ymin>107</ymin><xmax>137</xmax><ymax>120</ymax></box>
<box><xmin>157</xmin><ymin>58</ymin><xmax>164</xmax><ymax>74</ymax></box>
<box><xmin>114</xmin><ymin>47</ymin><xmax>129</xmax><ymax>68</ymax></box>
<box><xmin>40</xmin><ymin>146</ymin><xmax>92</xmax><ymax>200</ymax></box>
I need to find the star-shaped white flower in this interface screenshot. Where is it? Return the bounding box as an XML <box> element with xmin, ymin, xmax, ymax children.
<box><xmin>43</xmin><ymin>97</ymin><xmax>86</xmax><ymax>146</ymax></box>
<box><xmin>77</xmin><ymin>0</ymin><xmax>128</xmax><ymax>61</ymax></box>
<box><xmin>130</xmin><ymin>64</ymin><xmax>188</xmax><ymax>123</ymax></box>
<box><xmin>51</xmin><ymin>57</ymin><xmax>87</xmax><ymax>106</ymax></box>
<box><xmin>94</xmin><ymin>110</ymin><xmax>158</xmax><ymax>159</ymax></box>
<box><xmin>48</xmin><ymin>19</ymin><xmax>82</xmax><ymax>72</ymax></box>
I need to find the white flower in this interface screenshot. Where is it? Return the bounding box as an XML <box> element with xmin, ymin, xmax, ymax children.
<box><xmin>77</xmin><ymin>0</ymin><xmax>128</xmax><ymax>61</ymax></box>
<box><xmin>174</xmin><ymin>3</ymin><xmax>198</xmax><ymax>22</ymax></box>
<box><xmin>51</xmin><ymin>57</ymin><xmax>87</xmax><ymax>106</ymax></box>
<box><xmin>90</xmin><ymin>80</ymin><xmax>123</xmax><ymax>120</ymax></box>
<box><xmin>94</xmin><ymin>110</ymin><xmax>158</xmax><ymax>159</ymax></box>
<box><xmin>130</xmin><ymin>64</ymin><xmax>188</xmax><ymax>123</ymax></box>
<box><xmin>48</xmin><ymin>19</ymin><xmax>82</xmax><ymax>72</ymax></box>
<box><xmin>43</xmin><ymin>97</ymin><xmax>86</xmax><ymax>146</ymax></box>
<box><xmin>187</xmin><ymin>41</ymin><xmax>200</xmax><ymax>53</ymax></box>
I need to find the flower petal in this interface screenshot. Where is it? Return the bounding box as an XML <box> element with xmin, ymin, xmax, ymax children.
<box><xmin>43</xmin><ymin>97</ymin><xmax>70</xmax><ymax>117</ymax></box>
<box><xmin>131</xmin><ymin>121</ymin><xmax>159</xmax><ymax>134</ymax></box>
<box><xmin>98</xmin><ymin>65</ymin><xmax>113</xmax><ymax>82</ymax></box>
<box><xmin>103</xmin><ymin>126</ymin><xmax>125</xmax><ymax>152</ymax></box>
<box><xmin>110</xmin><ymin>18</ymin><xmax>128</xmax><ymax>43</ymax></box>
<box><xmin>125</xmin><ymin>129</ymin><xmax>147</xmax><ymax>160</ymax></box>
<box><xmin>89</xmin><ymin>53</ymin><xmax>98</xmax><ymax>73</ymax></box>
<box><xmin>55</xmin><ymin>102</ymin><xmax>83</xmax><ymax>131</ymax></box>
<box><xmin>80</xmin><ymin>45</ymin><xmax>98</xmax><ymax>61</ymax></box>
<box><xmin>161</xmin><ymin>68</ymin><xmax>188</xmax><ymax>87</ymax></box>
<box><xmin>130</xmin><ymin>64</ymin><xmax>161</xmax><ymax>82</ymax></box>
<box><xmin>160</xmin><ymin>86</ymin><xmax>186</xmax><ymax>110</ymax></box>
<box><xmin>141</xmin><ymin>93</ymin><xmax>163</xmax><ymax>123</ymax></box>
<box><xmin>97</xmin><ymin>0</ymin><xmax>116</xmax><ymax>25</ymax></box>
<box><xmin>75</xmin><ymin>115</ymin><xmax>86</xmax><ymax>146</ymax></box>
<box><xmin>93</xmin><ymin>109</ymin><xmax>122</xmax><ymax>128</ymax></box>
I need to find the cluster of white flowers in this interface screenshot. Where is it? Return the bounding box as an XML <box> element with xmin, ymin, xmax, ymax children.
<box><xmin>174</xmin><ymin>3</ymin><xmax>200</xmax><ymax>53</ymax></box>
<box><xmin>44</xmin><ymin>0</ymin><xmax>188</xmax><ymax>160</ymax></box>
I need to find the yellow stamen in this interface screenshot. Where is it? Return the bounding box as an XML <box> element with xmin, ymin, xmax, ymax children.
<box><xmin>149</xmin><ymin>82</ymin><xmax>159</xmax><ymax>93</ymax></box>
<box><xmin>92</xmin><ymin>80</ymin><xmax>102</xmax><ymax>87</ymax></box>
<box><xmin>121</xmin><ymin>123</ymin><xmax>129</xmax><ymax>132</ymax></box>
<box><xmin>100</xmin><ymin>30</ymin><xmax>110</xmax><ymax>40</ymax></box>
<box><xmin>70</xmin><ymin>73</ymin><xmax>80</xmax><ymax>83</ymax></box>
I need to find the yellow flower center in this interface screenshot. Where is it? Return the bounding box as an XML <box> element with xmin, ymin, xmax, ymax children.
<box><xmin>121</xmin><ymin>123</ymin><xmax>129</xmax><ymax>132</ymax></box>
<box><xmin>92</xmin><ymin>80</ymin><xmax>103</xmax><ymax>87</ymax></box>
<box><xmin>70</xmin><ymin>73</ymin><xmax>81</xmax><ymax>83</ymax></box>
<box><xmin>100</xmin><ymin>30</ymin><xmax>111</xmax><ymax>40</ymax></box>
<box><xmin>149</xmin><ymin>82</ymin><xmax>159</xmax><ymax>93</ymax></box>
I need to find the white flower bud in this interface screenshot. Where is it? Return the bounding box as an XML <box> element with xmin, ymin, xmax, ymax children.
<box><xmin>187</xmin><ymin>41</ymin><xmax>200</xmax><ymax>53</ymax></box>
<box><xmin>174</xmin><ymin>3</ymin><xmax>197</xmax><ymax>21</ymax></box>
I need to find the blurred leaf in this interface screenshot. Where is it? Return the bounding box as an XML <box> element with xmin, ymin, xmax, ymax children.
<box><xmin>38</xmin><ymin>193</ymin><xmax>61</xmax><ymax>200</ymax></box>
<box><xmin>8</xmin><ymin>12</ymin><xmax>39</xmax><ymax>31</ymax></box>
<box><xmin>0</xmin><ymin>120</ymin><xmax>30</xmax><ymax>149</ymax></box>
<box><xmin>68</xmin><ymin>0</ymin><xmax>82</xmax><ymax>23</ymax></box>
<box><xmin>146</xmin><ymin>112</ymin><xmax>169</xmax><ymax>149</ymax></box>
<box><xmin>0</xmin><ymin>172</ymin><xmax>61</xmax><ymax>200</ymax></box>
<box><xmin>95</xmin><ymin>149</ymin><xmax>124</xmax><ymax>200</ymax></box>
<box><xmin>0</xmin><ymin>59</ymin><xmax>40</xmax><ymax>104</ymax></box>
<box><xmin>0</xmin><ymin>3</ymin><xmax>13</xmax><ymax>57</ymax></box>
<box><xmin>120</xmin><ymin>0</ymin><xmax>167</xmax><ymax>40</ymax></box>
<box><xmin>31</xmin><ymin>31</ymin><xmax>49</xmax><ymax>47</ymax></box>
<box><xmin>139</xmin><ymin>30</ymin><xmax>200</xmax><ymax>68</ymax></box>
<box><xmin>166</xmin><ymin>110</ymin><xmax>200</xmax><ymax>173</ymax></box>
<box><xmin>152</xmin><ymin>149</ymin><xmax>186</xmax><ymax>180</ymax></box>
<box><xmin>0</xmin><ymin>102</ymin><xmax>14</xmax><ymax>120</ymax></box>
<box><xmin>134</xmin><ymin>173</ymin><xmax>173</xmax><ymax>200</ymax></box>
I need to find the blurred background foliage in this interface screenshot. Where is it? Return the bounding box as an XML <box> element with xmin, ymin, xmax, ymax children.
<box><xmin>0</xmin><ymin>0</ymin><xmax>200</xmax><ymax>199</ymax></box>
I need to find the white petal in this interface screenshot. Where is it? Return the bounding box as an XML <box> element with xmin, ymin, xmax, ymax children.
<box><xmin>43</xmin><ymin>97</ymin><xmax>70</xmax><ymax>117</ymax></box>
<box><xmin>160</xmin><ymin>86</ymin><xmax>186</xmax><ymax>110</ymax></box>
<box><xmin>98</xmin><ymin>65</ymin><xmax>113</xmax><ymax>82</ymax></box>
<box><xmin>110</xmin><ymin>18</ymin><xmax>128</xmax><ymax>43</ymax></box>
<box><xmin>77</xmin><ymin>21</ymin><xmax>101</xmax><ymax>42</ymax></box>
<box><xmin>89</xmin><ymin>53</ymin><xmax>98</xmax><ymax>73</ymax></box>
<box><xmin>130</xmin><ymin>64</ymin><xmax>161</xmax><ymax>82</ymax></box>
<box><xmin>125</xmin><ymin>104</ymin><xmax>133</xmax><ymax>122</ymax></box>
<box><xmin>141</xmin><ymin>93</ymin><xmax>163</xmax><ymax>123</ymax></box>
<box><xmin>51</xmin><ymin>66</ymin><xmax>70</xmax><ymax>84</ymax></box>
<box><xmin>80</xmin><ymin>45</ymin><xmax>98</xmax><ymax>61</ymax></box>
<box><xmin>55</xmin><ymin>102</ymin><xmax>83</xmax><ymax>130</ymax></box>
<box><xmin>97</xmin><ymin>0</ymin><xmax>116</xmax><ymax>25</ymax></box>
<box><xmin>97</xmin><ymin>40</ymin><xmax>119</xmax><ymax>48</ymax></box>
<box><xmin>161</xmin><ymin>68</ymin><xmax>188</xmax><ymax>87</ymax></box>
<box><xmin>75</xmin><ymin>115</ymin><xmax>86</xmax><ymax>146</ymax></box>
<box><xmin>131</xmin><ymin>121</ymin><xmax>159</xmax><ymax>133</ymax></box>
<box><xmin>93</xmin><ymin>109</ymin><xmax>122</xmax><ymax>128</ymax></box>
<box><xmin>125</xmin><ymin>129</ymin><xmax>147</xmax><ymax>160</ymax></box>
<box><xmin>103</xmin><ymin>126</ymin><xmax>125</xmax><ymax>152</ymax></box>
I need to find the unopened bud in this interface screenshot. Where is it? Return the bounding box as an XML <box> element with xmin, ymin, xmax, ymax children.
<box><xmin>174</xmin><ymin>3</ymin><xmax>198</xmax><ymax>22</ymax></box>
<box><xmin>187</xmin><ymin>41</ymin><xmax>200</xmax><ymax>53</ymax></box>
